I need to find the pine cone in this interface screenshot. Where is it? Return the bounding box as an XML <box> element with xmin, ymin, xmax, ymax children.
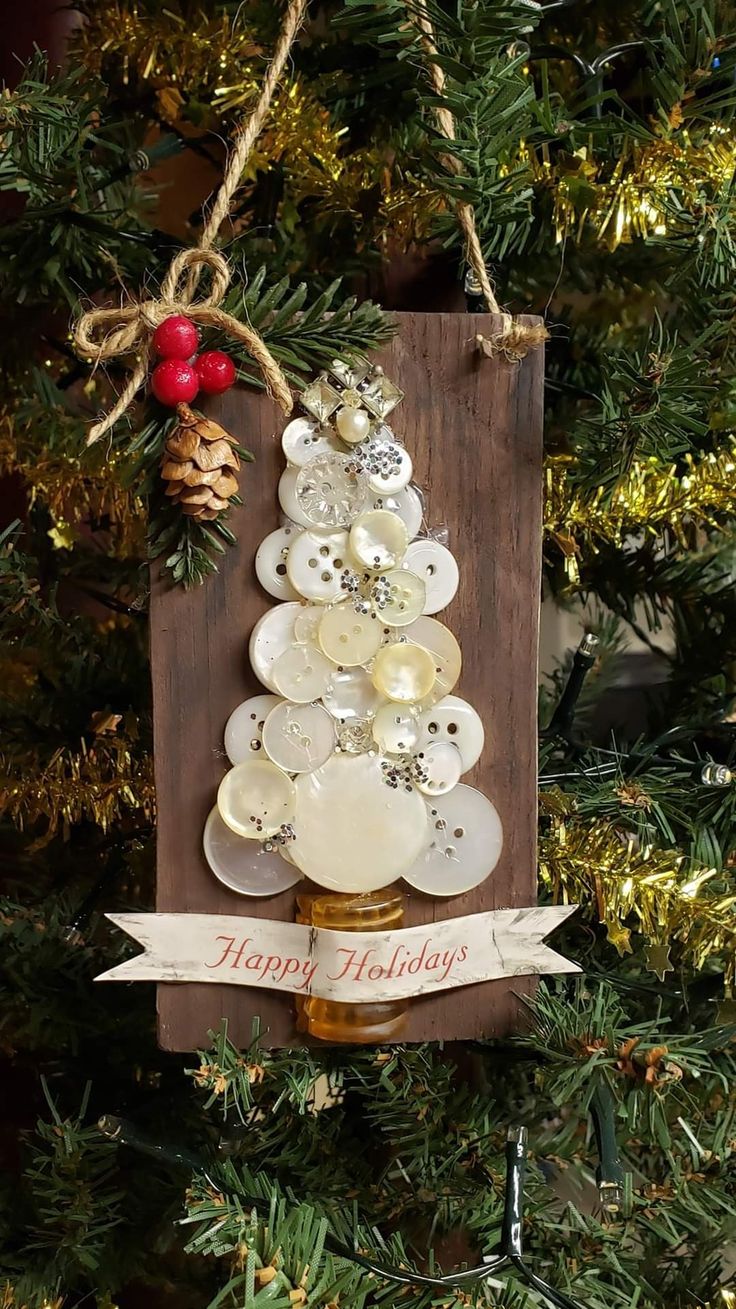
<box><xmin>160</xmin><ymin>403</ymin><xmax>240</xmax><ymax>521</ymax></box>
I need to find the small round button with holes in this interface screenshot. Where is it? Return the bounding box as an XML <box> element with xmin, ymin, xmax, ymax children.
<box><xmin>224</xmin><ymin>693</ymin><xmax>283</xmax><ymax>764</ymax></box>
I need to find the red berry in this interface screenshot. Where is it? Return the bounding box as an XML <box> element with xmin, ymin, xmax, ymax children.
<box><xmin>151</xmin><ymin>358</ymin><xmax>199</xmax><ymax>406</ymax></box>
<box><xmin>196</xmin><ymin>350</ymin><xmax>236</xmax><ymax>394</ymax></box>
<box><xmin>152</xmin><ymin>315</ymin><xmax>199</xmax><ymax>360</ymax></box>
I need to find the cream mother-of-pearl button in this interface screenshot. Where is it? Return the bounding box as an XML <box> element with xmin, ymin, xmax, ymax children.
<box><xmin>403</xmin><ymin>539</ymin><xmax>459</xmax><ymax>614</ymax></box>
<box><xmin>417</xmin><ymin>694</ymin><xmax>485</xmax><ymax>772</ymax></box>
<box><xmin>372</xmin><ymin>641</ymin><xmax>436</xmax><ymax>703</ymax></box>
<box><xmin>224</xmin><ymin>693</ymin><xmax>283</xmax><ymax>764</ymax></box>
<box><xmin>349</xmin><ymin>509</ymin><xmax>408</xmax><ymax>570</ymax></box>
<box><xmin>367</xmin><ymin>444</ymin><xmax>413</xmax><ymax>495</ymax></box>
<box><xmin>371</xmin><ymin>485</ymin><xmax>423</xmax><ymax>540</ymax></box>
<box><xmin>282</xmin><ymin>416</ymin><xmax>339</xmax><ymax>467</ymax></box>
<box><xmin>293</xmin><ymin>604</ymin><xmax>325</xmax><ymax>646</ymax></box>
<box><xmin>249</xmin><ymin>602</ymin><xmax>303</xmax><ymax>692</ymax></box>
<box><xmin>217</xmin><ymin>759</ymin><xmax>296</xmax><ymax>839</ymax></box>
<box><xmin>203</xmin><ymin>806</ymin><xmax>300</xmax><ymax>897</ymax></box>
<box><xmin>295</xmin><ymin>452</ymin><xmax>368</xmax><ymax>529</ymax></box>
<box><xmin>403</xmin><ymin>616</ymin><xmax>462</xmax><ymax>704</ymax></box>
<box><xmin>318</xmin><ymin>603</ymin><xmax>383</xmax><ymax>666</ymax></box>
<box><xmin>278</xmin><ymin>466</ymin><xmax>314</xmax><ymax>527</ymax></box>
<box><xmin>272</xmin><ymin>642</ymin><xmax>335</xmax><ymax>703</ymax></box>
<box><xmin>379</xmin><ymin>569</ymin><xmax>426</xmax><ymax>626</ymax></box>
<box><xmin>291</xmin><ymin>752</ymin><xmax>431</xmax><ymax>892</ymax></box>
<box><xmin>255</xmin><ymin>525</ymin><xmax>300</xmax><ymax>601</ymax></box>
<box><xmin>402</xmin><ymin>785</ymin><xmax>503</xmax><ymax>896</ymax></box>
<box><xmin>322</xmin><ymin>666</ymin><xmax>382</xmax><ymax>720</ymax></box>
<box><xmin>372</xmin><ymin>703</ymin><xmax>421</xmax><ymax>753</ymax></box>
<box><xmin>286</xmin><ymin>528</ymin><xmax>350</xmax><ymax>603</ymax></box>
<box><xmin>415</xmin><ymin>741</ymin><xmax>462</xmax><ymax>796</ymax></box>
<box><xmin>336</xmin><ymin>404</ymin><xmax>371</xmax><ymax>445</ymax></box>
<box><xmin>262</xmin><ymin>701</ymin><xmax>336</xmax><ymax>773</ymax></box>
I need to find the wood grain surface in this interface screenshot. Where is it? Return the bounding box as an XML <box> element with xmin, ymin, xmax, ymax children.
<box><xmin>151</xmin><ymin>312</ymin><xmax>544</xmax><ymax>1048</ymax></box>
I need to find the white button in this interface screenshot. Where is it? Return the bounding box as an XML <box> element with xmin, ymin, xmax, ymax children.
<box><xmin>417</xmin><ymin>695</ymin><xmax>485</xmax><ymax>772</ymax></box>
<box><xmin>291</xmin><ymin>752</ymin><xmax>430</xmax><ymax>892</ymax></box>
<box><xmin>255</xmin><ymin>526</ymin><xmax>300</xmax><ymax>601</ymax></box>
<box><xmin>203</xmin><ymin>806</ymin><xmax>300</xmax><ymax>897</ymax></box>
<box><xmin>286</xmin><ymin>528</ymin><xmax>350</xmax><ymax>603</ymax></box>
<box><xmin>319</xmin><ymin>603</ymin><xmax>383</xmax><ymax>666</ymax></box>
<box><xmin>403</xmin><ymin>616</ymin><xmax>462</xmax><ymax>704</ymax></box>
<box><xmin>402</xmin><ymin>785</ymin><xmax>503</xmax><ymax>896</ymax></box>
<box><xmin>224</xmin><ymin>693</ymin><xmax>283</xmax><ymax>764</ymax></box>
<box><xmin>372</xmin><ymin>703</ymin><xmax>421</xmax><ymax>753</ymax></box>
<box><xmin>349</xmin><ymin>509</ymin><xmax>408</xmax><ymax>570</ymax></box>
<box><xmin>379</xmin><ymin>569</ymin><xmax>426</xmax><ymax>626</ymax></box>
<box><xmin>295</xmin><ymin>453</ymin><xmax>368</xmax><ymax>529</ymax></box>
<box><xmin>272</xmin><ymin>643</ymin><xmax>335</xmax><ymax>702</ymax></box>
<box><xmin>372</xmin><ymin>641</ymin><xmax>436</xmax><ymax>703</ymax></box>
<box><xmin>293</xmin><ymin>605</ymin><xmax>324</xmax><ymax>646</ymax></box>
<box><xmin>249</xmin><ymin>603</ymin><xmax>303</xmax><ymax>692</ymax></box>
<box><xmin>367</xmin><ymin>444</ymin><xmax>413</xmax><ymax>495</ymax></box>
<box><xmin>262</xmin><ymin>701</ymin><xmax>336</xmax><ymax>773</ymax></box>
<box><xmin>403</xmin><ymin>540</ymin><xmax>459</xmax><ymax>614</ymax></box>
<box><xmin>278</xmin><ymin>466</ymin><xmax>314</xmax><ymax>527</ymax></box>
<box><xmin>415</xmin><ymin>741</ymin><xmax>462</xmax><ymax>795</ymax></box>
<box><xmin>371</xmin><ymin>485</ymin><xmax>423</xmax><ymax>539</ymax></box>
<box><xmin>322</xmin><ymin>666</ymin><xmax>382</xmax><ymax>720</ymax></box>
<box><xmin>217</xmin><ymin>759</ymin><xmax>296</xmax><ymax>839</ymax></box>
<box><xmin>282</xmin><ymin>416</ymin><xmax>339</xmax><ymax>467</ymax></box>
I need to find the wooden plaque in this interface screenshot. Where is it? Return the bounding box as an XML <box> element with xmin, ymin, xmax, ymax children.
<box><xmin>151</xmin><ymin>311</ymin><xmax>544</xmax><ymax>1048</ymax></box>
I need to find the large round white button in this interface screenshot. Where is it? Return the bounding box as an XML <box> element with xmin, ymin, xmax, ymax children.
<box><xmin>278</xmin><ymin>466</ymin><xmax>314</xmax><ymax>527</ymax></box>
<box><xmin>318</xmin><ymin>604</ymin><xmax>383</xmax><ymax>666</ymax></box>
<box><xmin>217</xmin><ymin>759</ymin><xmax>296</xmax><ymax>839</ymax></box>
<box><xmin>286</xmin><ymin>528</ymin><xmax>350</xmax><ymax>603</ymax></box>
<box><xmin>272</xmin><ymin>643</ymin><xmax>335</xmax><ymax>702</ymax></box>
<box><xmin>403</xmin><ymin>540</ymin><xmax>459</xmax><ymax>614</ymax></box>
<box><xmin>282</xmin><ymin>416</ymin><xmax>339</xmax><ymax>467</ymax></box>
<box><xmin>349</xmin><ymin>509</ymin><xmax>408</xmax><ymax>570</ymax></box>
<box><xmin>291</xmin><ymin>752</ymin><xmax>430</xmax><ymax>892</ymax></box>
<box><xmin>402</xmin><ymin>785</ymin><xmax>503</xmax><ymax>896</ymax></box>
<box><xmin>255</xmin><ymin>525</ymin><xmax>300</xmax><ymax>601</ymax></box>
<box><xmin>203</xmin><ymin>806</ymin><xmax>300</xmax><ymax>897</ymax></box>
<box><xmin>295</xmin><ymin>453</ymin><xmax>368</xmax><ymax>529</ymax></box>
<box><xmin>262</xmin><ymin>701</ymin><xmax>336</xmax><ymax>773</ymax></box>
<box><xmin>367</xmin><ymin>443</ymin><xmax>413</xmax><ymax>495</ymax></box>
<box><xmin>322</xmin><ymin>666</ymin><xmax>382</xmax><ymax>720</ymax></box>
<box><xmin>415</xmin><ymin>741</ymin><xmax>462</xmax><ymax>796</ymax></box>
<box><xmin>372</xmin><ymin>641</ymin><xmax>436</xmax><ymax>703</ymax></box>
<box><xmin>224</xmin><ymin>693</ymin><xmax>283</xmax><ymax>764</ymax></box>
<box><xmin>371</xmin><ymin>485</ymin><xmax>423</xmax><ymax>539</ymax></box>
<box><xmin>379</xmin><ymin>570</ymin><xmax>426</xmax><ymax>626</ymax></box>
<box><xmin>372</xmin><ymin>703</ymin><xmax>421</xmax><ymax>753</ymax></box>
<box><xmin>417</xmin><ymin>695</ymin><xmax>485</xmax><ymax>772</ymax></box>
<box><xmin>249</xmin><ymin>603</ymin><xmax>303</xmax><ymax>692</ymax></box>
<box><xmin>404</xmin><ymin>617</ymin><xmax>462</xmax><ymax>703</ymax></box>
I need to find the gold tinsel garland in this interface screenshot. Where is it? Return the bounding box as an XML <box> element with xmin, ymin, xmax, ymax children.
<box><xmin>540</xmin><ymin>813</ymin><xmax>736</xmax><ymax>985</ymax></box>
<box><xmin>0</xmin><ymin>740</ymin><xmax>155</xmax><ymax>841</ymax></box>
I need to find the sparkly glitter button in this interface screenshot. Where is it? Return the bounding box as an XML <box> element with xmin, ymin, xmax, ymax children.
<box><xmin>217</xmin><ymin>759</ymin><xmax>296</xmax><ymax>839</ymax></box>
<box><xmin>417</xmin><ymin>694</ymin><xmax>485</xmax><ymax>772</ymax></box>
<box><xmin>322</xmin><ymin>666</ymin><xmax>382</xmax><ymax>720</ymax></box>
<box><xmin>295</xmin><ymin>452</ymin><xmax>368</xmax><ymax>529</ymax></box>
<box><xmin>262</xmin><ymin>701</ymin><xmax>336</xmax><ymax>773</ymax></box>
<box><xmin>286</xmin><ymin>528</ymin><xmax>350</xmax><ymax>603</ymax></box>
<box><xmin>403</xmin><ymin>540</ymin><xmax>459</xmax><ymax>614</ymax></box>
<box><xmin>291</xmin><ymin>752</ymin><xmax>430</xmax><ymax>892</ymax></box>
<box><xmin>203</xmin><ymin>806</ymin><xmax>300</xmax><ymax>897</ymax></box>
<box><xmin>415</xmin><ymin>741</ymin><xmax>462</xmax><ymax>796</ymax></box>
<box><xmin>224</xmin><ymin>693</ymin><xmax>284</xmax><ymax>764</ymax></box>
<box><xmin>249</xmin><ymin>602</ymin><xmax>303</xmax><ymax>692</ymax></box>
<box><xmin>272</xmin><ymin>643</ymin><xmax>335</xmax><ymax>702</ymax></box>
<box><xmin>318</xmin><ymin>603</ymin><xmax>382</xmax><ymax>666</ymax></box>
<box><xmin>402</xmin><ymin>785</ymin><xmax>503</xmax><ymax>896</ymax></box>
<box><xmin>278</xmin><ymin>466</ymin><xmax>314</xmax><ymax>527</ymax></box>
<box><xmin>372</xmin><ymin>641</ymin><xmax>436</xmax><ymax>703</ymax></box>
<box><xmin>372</xmin><ymin>703</ymin><xmax>421</xmax><ymax>753</ymax></box>
<box><xmin>404</xmin><ymin>616</ymin><xmax>462</xmax><ymax>704</ymax></box>
<box><xmin>282</xmin><ymin>416</ymin><xmax>339</xmax><ymax>467</ymax></box>
<box><xmin>255</xmin><ymin>525</ymin><xmax>300</xmax><ymax>601</ymax></box>
<box><xmin>371</xmin><ymin>485</ymin><xmax>423</xmax><ymax>540</ymax></box>
<box><xmin>366</xmin><ymin>443</ymin><xmax>413</xmax><ymax>495</ymax></box>
<box><xmin>349</xmin><ymin>509</ymin><xmax>408</xmax><ymax>570</ymax></box>
<box><xmin>379</xmin><ymin>569</ymin><xmax>426</xmax><ymax>626</ymax></box>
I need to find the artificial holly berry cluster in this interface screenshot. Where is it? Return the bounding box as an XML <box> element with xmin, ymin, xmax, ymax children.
<box><xmin>150</xmin><ymin>315</ymin><xmax>237</xmax><ymax>407</ymax></box>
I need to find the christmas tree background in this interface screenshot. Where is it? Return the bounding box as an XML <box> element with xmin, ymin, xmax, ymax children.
<box><xmin>2</xmin><ymin>1</ymin><xmax>736</xmax><ymax>1306</ymax></box>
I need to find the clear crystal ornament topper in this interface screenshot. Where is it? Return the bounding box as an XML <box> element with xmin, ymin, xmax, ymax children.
<box><xmin>360</xmin><ymin>367</ymin><xmax>404</xmax><ymax>419</ymax></box>
<box><xmin>301</xmin><ymin>376</ymin><xmax>342</xmax><ymax>423</ymax></box>
<box><xmin>329</xmin><ymin>357</ymin><xmax>371</xmax><ymax>389</ymax></box>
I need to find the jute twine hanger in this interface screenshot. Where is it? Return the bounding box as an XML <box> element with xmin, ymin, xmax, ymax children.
<box><xmin>411</xmin><ymin>4</ymin><xmax>549</xmax><ymax>362</ymax></box>
<box><xmin>73</xmin><ymin>0</ymin><xmax>308</xmax><ymax>446</ymax></box>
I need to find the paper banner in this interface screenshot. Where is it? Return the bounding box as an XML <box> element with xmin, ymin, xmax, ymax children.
<box><xmin>97</xmin><ymin>906</ymin><xmax>580</xmax><ymax>1001</ymax></box>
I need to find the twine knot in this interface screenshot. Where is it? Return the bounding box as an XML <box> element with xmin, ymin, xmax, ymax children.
<box><xmin>74</xmin><ymin>248</ymin><xmax>292</xmax><ymax>447</ymax></box>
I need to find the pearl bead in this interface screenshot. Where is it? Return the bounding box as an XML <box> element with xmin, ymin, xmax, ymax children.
<box><xmin>336</xmin><ymin>405</ymin><xmax>371</xmax><ymax>445</ymax></box>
